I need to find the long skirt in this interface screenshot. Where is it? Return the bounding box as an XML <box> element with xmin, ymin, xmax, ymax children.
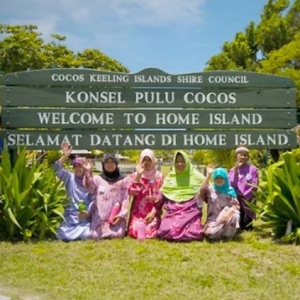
<box><xmin>157</xmin><ymin>198</ymin><xmax>203</xmax><ymax>242</ymax></box>
<box><xmin>90</xmin><ymin>219</ymin><xmax>126</xmax><ymax>239</ymax></box>
<box><xmin>203</xmin><ymin>208</ymin><xmax>240</xmax><ymax>240</ymax></box>
<box><xmin>56</xmin><ymin>218</ymin><xmax>90</xmax><ymax>241</ymax></box>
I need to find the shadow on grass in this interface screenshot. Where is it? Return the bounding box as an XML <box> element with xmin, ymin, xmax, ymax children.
<box><xmin>252</xmin><ymin>226</ymin><xmax>273</xmax><ymax>239</ymax></box>
<box><xmin>203</xmin><ymin>234</ymin><xmax>245</xmax><ymax>244</ymax></box>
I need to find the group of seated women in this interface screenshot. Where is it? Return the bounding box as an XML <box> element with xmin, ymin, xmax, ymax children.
<box><xmin>53</xmin><ymin>143</ymin><xmax>258</xmax><ymax>242</ymax></box>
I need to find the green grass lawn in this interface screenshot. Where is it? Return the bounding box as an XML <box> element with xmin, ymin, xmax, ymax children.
<box><xmin>1</xmin><ymin>165</ymin><xmax>299</xmax><ymax>300</ymax></box>
<box><xmin>1</xmin><ymin>227</ymin><xmax>300</xmax><ymax>300</ymax></box>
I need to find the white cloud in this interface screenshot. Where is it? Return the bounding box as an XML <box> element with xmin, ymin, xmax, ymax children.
<box><xmin>0</xmin><ymin>0</ymin><xmax>209</xmax><ymax>71</ymax></box>
<box><xmin>5</xmin><ymin>17</ymin><xmax>60</xmax><ymax>41</ymax></box>
<box><xmin>107</xmin><ymin>0</ymin><xmax>207</xmax><ymax>26</ymax></box>
<box><xmin>1</xmin><ymin>0</ymin><xmax>207</xmax><ymax>27</ymax></box>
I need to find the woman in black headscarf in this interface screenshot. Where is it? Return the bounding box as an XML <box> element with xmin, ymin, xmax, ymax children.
<box><xmin>85</xmin><ymin>153</ymin><xmax>129</xmax><ymax>239</ymax></box>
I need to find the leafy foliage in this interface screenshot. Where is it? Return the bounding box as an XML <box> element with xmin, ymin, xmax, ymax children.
<box><xmin>205</xmin><ymin>0</ymin><xmax>300</xmax><ymax>105</ymax></box>
<box><xmin>192</xmin><ymin>149</ymin><xmax>235</xmax><ymax>170</ymax></box>
<box><xmin>0</xmin><ymin>147</ymin><xmax>68</xmax><ymax>241</ymax></box>
<box><xmin>192</xmin><ymin>149</ymin><xmax>266</xmax><ymax>171</ymax></box>
<box><xmin>0</xmin><ymin>24</ymin><xmax>129</xmax><ymax>74</ymax></box>
<box><xmin>251</xmin><ymin>151</ymin><xmax>300</xmax><ymax>244</ymax></box>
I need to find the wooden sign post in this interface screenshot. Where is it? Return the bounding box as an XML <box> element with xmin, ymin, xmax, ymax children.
<box><xmin>0</xmin><ymin>68</ymin><xmax>297</xmax><ymax>150</ymax></box>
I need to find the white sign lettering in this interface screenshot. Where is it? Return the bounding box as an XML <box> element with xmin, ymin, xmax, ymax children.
<box><xmin>51</xmin><ymin>74</ymin><xmax>84</xmax><ymax>82</ymax></box>
<box><xmin>209</xmin><ymin>113</ymin><xmax>262</xmax><ymax>125</ymax></box>
<box><xmin>183</xmin><ymin>134</ymin><xmax>227</xmax><ymax>146</ymax></box>
<box><xmin>123</xmin><ymin>113</ymin><xmax>146</xmax><ymax>125</ymax></box>
<box><xmin>48</xmin><ymin>71</ymin><xmax>252</xmax><ymax>85</ymax></box>
<box><xmin>65</xmin><ymin>91</ymin><xmax>125</xmax><ymax>104</ymax></box>
<box><xmin>6</xmin><ymin>132</ymin><xmax>291</xmax><ymax>148</ymax></box>
<box><xmin>89</xmin><ymin>74</ymin><xmax>129</xmax><ymax>83</ymax></box>
<box><xmin>177</xmin><ymin>75</ymin><xmax>203</xmax><ymax>83</ymax></box>
<box><xmin>134</xmin><ymin>75</ymin><xmax>171</xmax><ymax>83</ymax></box>
<box><xmin>208</xmin><ymin>75</ymin><xmax>249</xmax><ymax>84</ymax></box>
<box><xmin>90</xmin><ymin>134</ymin><xmax>155</xmax><ymax>147</ymax></box>
<box><xmin>161</xmin><ymin>134</ymin><xmax>177</xmax><ymax>146</ymax></box>
<box><xmin>135</xmin><ymin>92</ymin><xmax>175</xmax><ymax>104</ymax></box>
<box><xmin>37</xmin><ymin>112</ymin><xmax>114</xmax><ymax>125</ymax></box>
<box><xmin>234</xmin><ymin>134</ymin><xmax>288</xmax><ymax>146</ymax></box>
<box><xmin>183</xmin><ymin>92</ymin><xmax>236</xmax><ymax>104</ymax></box>
<box><xmin>7</xmin><ymin>134</ymin><xmax>82</xmax><ymax>147</ymax></box>
<box><xmin>156</xmin><ymin>113</ymin><xmax>200</xmax><ymax>125</ymax></box>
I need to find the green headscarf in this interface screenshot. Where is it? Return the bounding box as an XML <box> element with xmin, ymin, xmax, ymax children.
<box><xmin>160</xmin><ymin>151</ymin><xmax>205</xmax><ymax>202</ymax></box>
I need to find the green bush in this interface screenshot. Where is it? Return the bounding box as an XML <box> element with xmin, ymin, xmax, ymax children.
<box><xmin>0</xmin><ymin>147</ymin><xmax>68</xmax><ymax>241</ymax></box>
<box><xmin>252</xmin><ymin>151</ymin><xmax>300</xmax><ymax>244</ymax></box>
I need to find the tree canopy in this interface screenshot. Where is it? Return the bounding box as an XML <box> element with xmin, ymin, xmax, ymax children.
<box><xmin>0</xmin><ymin>24</ymin><xmax>129</xmax><ymax>74</ymax></box>
<box><xmin>205</xmin><ymin>0</ymin><xmax>300</xmax><ymax>105</ymax></box>
<box><xmin>200</xmin><ymin>0</ymin><xmax>300</xmax><ymax>164</ymax></box>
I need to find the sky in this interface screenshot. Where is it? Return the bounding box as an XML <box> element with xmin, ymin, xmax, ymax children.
<box><xmin>1</xmin><ymin>0</ymin><xmax>267</xmax><ymax>74</ymax></box>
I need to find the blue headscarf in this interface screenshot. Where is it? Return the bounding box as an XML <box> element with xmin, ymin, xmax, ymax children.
<box><xmin>212</xmin><ymin>168</ymin><xmax>237</xmax><ymax>197</ymax></box>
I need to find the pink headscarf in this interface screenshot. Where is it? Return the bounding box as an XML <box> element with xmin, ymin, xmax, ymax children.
<box><xmin>139</xmin><ymin>149</ymin><xmax>160</xmax><ymax>180</ymax></box>
<box><xmin>72</xmin><ymin>157</ymin><xmax>85</xmax><ymax>166</ymax></box>
<box><xmin>72</xmin><ymin>157</ymin><xmax>87</xmax><ymax>180</ymax></box>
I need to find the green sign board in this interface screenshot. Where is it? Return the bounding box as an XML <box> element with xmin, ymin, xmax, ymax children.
<box><xmin>1</xmin><ymin>68</ymin><xmax>296</xmax><ymax>88</ymax></box>
<box><xmin>2</xmin><ymin>130</ymin><xmax>296</xmax><ymax>150</ymax></box>
<box><xmin>1</xmin><ymin>108</ymin><xmax>295</xmax><ymax>129</ymax></box>
<box><xmin>0</xmin><ymin>86</ymin><xmax>295</xmax><ymax>108</ymax></box>
<box><xmin>0</xmin><ymin>68</ymin><xmax>297</xmax><ymax>150</ymax></box>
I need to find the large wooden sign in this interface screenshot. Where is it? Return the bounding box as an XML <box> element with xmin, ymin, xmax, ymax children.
<box><xmin>0</xmin><ymin>68</ymin><xmax>297</xmax><ymax>150</ymax></box>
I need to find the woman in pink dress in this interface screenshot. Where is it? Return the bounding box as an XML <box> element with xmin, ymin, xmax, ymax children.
<box><xmin>127</xmin><ymin>149</ymin><xmax>164</xmax><ymax>239</ymax></box>
<box><xmin>85</xmin><ymin>153</ymin><xmax>129</xmax><ymax>239</ymax></box>
<box><xmin>157</xmin><ymin>151</ymin><xmax>205</xmax><ymax>241</ymax></box>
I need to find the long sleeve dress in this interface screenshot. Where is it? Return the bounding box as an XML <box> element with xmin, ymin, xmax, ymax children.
<box><xmin>89</xmin><ymin>175</ymin><xmax>129</xmax><ymax>239</ymax></box>
<box><xmin>228</xmin><ymin>164</ymin><xmax>259</xmax><ymax>224</ymax></box>
<box><xmin>157</xmin><ymin>150</ymin><xmax>205</xmax><ymax>242</ymax></box>
<box><xmin>53</xmin><ymin>161</ymin><xmax>93</xmax><ymax>241</ymax></box>
<box><xmin>200</xmin><ymin>184</ymin><xmax>240</xmax><ymax>240</ymax></box>
<box><xmin>127</xmin><ymin>174</ymin><xmax>164</xmax><ymax>239</ymax></box>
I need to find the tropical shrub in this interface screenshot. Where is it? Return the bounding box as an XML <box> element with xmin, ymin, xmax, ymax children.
<box><xmin>43</xmin><ymin>150</ymin><xmax>61</xmax><ymax>167</ymax></box>
<box><xmin>252</xmin><ymin>151</ymin><xmax>300</xmax><ymax>244</ymax></box>
<box><xmin>0</xmin><ymin>147</ymin><xmax>68</xmax><ymax>241</ymax></box>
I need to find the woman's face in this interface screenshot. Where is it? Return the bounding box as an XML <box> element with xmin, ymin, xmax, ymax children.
<box><xmin>214</xmin><ymin>176</ymin><xmax>225</xmax><ymax>186</ymax></box>
<box><xmin>142</xmin><ymin>156</ymin><xmax>153</xmax><ymax>170</ymax></box>
<box><xmin>175</xmin><ymin>154</ymin><xmax>186</xmax><ymax>173</ymax></box>
<box><xmin>104</xmin><ymin>158</ymin><xmax>117</xmax><ymax>172</ymax></box>
<box><xmin>73</xmin><ymin>164</ymin><xmax>85</xmax><ymax>178</ymax></box>
<box><xmin>236</xmin><ymin>151</ymin><xmax>249</xmax><ymax>165</ymax></box>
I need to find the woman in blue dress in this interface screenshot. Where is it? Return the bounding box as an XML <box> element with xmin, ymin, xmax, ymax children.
<box><xmin>53</xmin><ymin>142</ymin><xmax>93</xmax><ymax>241</ymax></box>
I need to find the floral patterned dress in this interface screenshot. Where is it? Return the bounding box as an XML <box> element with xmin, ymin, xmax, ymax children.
<box><xmin>127</xmin><ymin>174</ymin><xmax>164</xmax><ymax>239</ymax></box>
<box><xmin>90</xmin><ymin>175</ymin><xmax>129</xmax><ymax>239</ymax></box>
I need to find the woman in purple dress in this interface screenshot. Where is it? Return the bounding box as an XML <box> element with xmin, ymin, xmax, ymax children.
<box><xmin>200</xmin><ymin>166</ymin><xmax>240</xmax><ymax>240</ymax></box>
<box><xmin>53</xmin><ymin>142</ymin><xmax>93</xmax><ymax>241</ymax></box>
<box><xmin>228</xmin><ymin>146</ymin><xmax>259</xmax><ymax>230</ymax></box>
<box><xmin>157</xmin><ymin>151</ymin><xmax>205</xmax><ymax>242</ymax></box>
